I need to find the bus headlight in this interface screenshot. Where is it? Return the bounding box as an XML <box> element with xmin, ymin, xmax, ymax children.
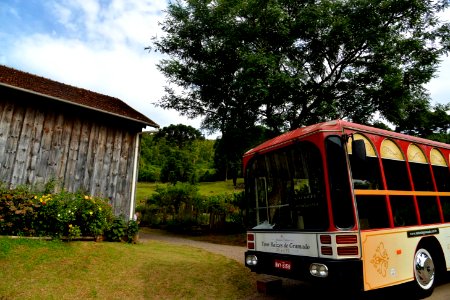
<box><xmin>310</xmin><ymin>263</ymin><xmax>328</xmax><ymax>277</ymax></box>
<box><xmin>246</xmin><ymin>255</ymin><xmax>258</xmax><ymax>266</ymax></box>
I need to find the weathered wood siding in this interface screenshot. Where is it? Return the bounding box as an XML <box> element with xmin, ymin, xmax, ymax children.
<box><xmin>0</xmin><ymin>87</ymin><xmax>143</xmax><ymax>219</ymax></box>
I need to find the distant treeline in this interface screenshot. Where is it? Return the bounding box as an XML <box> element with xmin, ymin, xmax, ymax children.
<box><xmin>138</xmin><ymin>124</ymin><xmax>219</xmax><ymax>183</ymax></box>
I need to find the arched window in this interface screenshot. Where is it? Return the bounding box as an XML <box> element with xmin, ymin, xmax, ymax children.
<box><xmin>381</xmin><ymin>139</ymin><xmax>417</xmax><ymax>227</ymax></box>
<box><xmin>347</xmin><ymin>134</ymin><xmax>381</xmax><ymax>189</ymax></box>
<box><xmin>348</xmin><ymin>134</ymin><xmax>388</xmax><ymax>229</ymax></box>
<box><xmin>408</xmin><ymin>144</ymin><xmax>440</xmax><ymax>224</ymax></box>
<box><xmin>407</xmin><ymin>144</ymin><xmax>432</xmax><ymax>190</ymax></box>
<box><xmin>430</xmin><ymin>149</ymin><xmax>450</xmax><ymax>222</ymax></box>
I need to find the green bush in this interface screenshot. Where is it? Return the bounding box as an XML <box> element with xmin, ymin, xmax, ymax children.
<box><xmin>0</xmin><ymin>185</ymin><xmax>115</xmax><ymax>239</ymax></box>
<box><xmin>104</xmin><ymin>217</ymin><xmax>140</xmax><ymax>243</ymax></box>
<box><xmin>198</xmin><ymin>169</ymin><xmax>218</xmax><ymax>182</ymax></box>
<box><xmin>139</xmin><ymin>182</ymin><xmax>245</xmax><ymax>234</ymax></box>
<box><xmin>138</xmin><ymin>165</ymin><xmax>161</xmax><ymax>182</ymax></box>
<box><xmin>135</xmin><ymin>204</ymin><xmax>160</xmax><ymax>226</ymax></box>
<box><xmin>126</xmin><ymin>219</ymin><xmax>140</xmax><ymax>243</ymax></box>
<box><xmin>105</xmin><ymin>217</ymin><xmax>126</xmax><ymax>242</ymax></box>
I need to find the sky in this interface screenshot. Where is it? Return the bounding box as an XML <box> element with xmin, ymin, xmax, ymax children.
<box><xmin>0</xmin><ymin>0</ymin><xmax>450</xmax><ymax>139</ymax></box>
<box><xmin>0</xmin><ymin>0</ymin><xmax>215</xmax><ymax>136</ymax></box>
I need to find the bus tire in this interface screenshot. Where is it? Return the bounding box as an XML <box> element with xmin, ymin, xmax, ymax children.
<box><xmin>412</xmin><ymin>247</ymin><xmax>436</xmax><ymax>298</ymax></box>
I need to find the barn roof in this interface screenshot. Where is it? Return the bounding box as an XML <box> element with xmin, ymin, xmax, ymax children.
<box><xmin>0</xmin><ymin>64</ymin><xmax>159</xmax><ymax>128</ymax></box>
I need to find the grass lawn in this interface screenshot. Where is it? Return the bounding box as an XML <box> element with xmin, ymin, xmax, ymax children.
<box><xmin>0</xmin><ymin>237</ymin><xmax>257</xmax><ymax>299</ymax></box>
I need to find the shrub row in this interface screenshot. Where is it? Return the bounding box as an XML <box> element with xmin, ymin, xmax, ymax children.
<box><xmin>137</xmin><ymin>182</ymin><xmax>245</xmax><ymax>234</ymax></box>
<box><xmin>0</xmin><ymin>184</ymin><xmax>138</xmax><ymax>242</ymax></box>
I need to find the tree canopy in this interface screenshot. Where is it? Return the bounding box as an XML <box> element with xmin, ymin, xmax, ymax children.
<box><xmin>153</xmin><ymin>123</ymin><xmax>204</xmax><ymax>147</ymax></box>
<box><xmin>139</xmin><ymin>125</ymin><xmax>215</xmax><ymax>183</ymax></box>
<box><xmin>152</xmin><ymin>0</ymin><xmax>450</xmax><ymax>133</ymax></box>
<box><xmin>395</xmin><ymin>102</ymin><xmax>450</xmax><ymax>142</ymax></box>
<box><xmin>150</xmin><ymin>0</ymin><xmax>450</xmax><ymax>174</ymax></box>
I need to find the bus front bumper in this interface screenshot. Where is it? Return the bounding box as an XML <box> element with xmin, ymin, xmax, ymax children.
<box><xmin>245</xmin><ymin>250</ymin><xmax>363</xmax><ymax>289</ymax></box>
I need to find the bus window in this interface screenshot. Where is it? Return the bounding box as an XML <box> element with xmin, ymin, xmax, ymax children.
<box><xmin>349</xmin><ymin>140</ymin><xmax>382</xmax><ymax>190</ymax></box>
<box><xmin>409</xmin><ymin>160</ymin><xmax>440</xmax><ymax>224</ymax></box>
<box><xmin>432</xmin><ymin>163</ymin><xmax>450</xmax><ymax>222</ymax></box>
<box><xmin>325</xmin><ymin>136</ymin><xmax>354</xmax><ymax>229</ymax></box>
<box><xmin>383</xmin><ymin>159</ymin><xmax>411</xmax><ymax>191</ymax></box>
<box><xmin>356</xmin><ymin>196</ymin><xmax>389</xmax><ymax>229</ymax></box>
<box><xmin>348</xmin><ymin>134</ymin><xmax>388</xmax><ymax>229</ymax></box>
<box><xmin>255</xmin><ymin>177</ymin><xmax>269</xmax><ymax>225</ymax></box>
<box><xmin>417</xmin><ymin>196</ymin><xmax>441</xmax><ymax>224</ymax></box>
<box><xmin>381</xmin><ymin>139</ymin><xmax>418</xmax><ymax>227</ymax></box>
<box><xmin>245</xmin><ymin>142</ymin><xmax>328</xmax><ymax>230</ymax></box>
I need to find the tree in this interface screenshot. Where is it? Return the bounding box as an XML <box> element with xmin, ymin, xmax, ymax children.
<box><xmin>138</xmin><ymin>125</ymin><xmax>216</xmax><ymax>183</ymax></box>
<box><xmin>153</xmin><ymin>124</ymin><xmax>204</xmax><ymax>147</ymax></box>
<box><xmin>154</xmin><ymin>124</ymin><xmax>205</xmax><ymax>183</ymax></box>
<box><xmin>213</xmin><ymin>125</ymin><xmax>274</xmax><ymax>182</ymax></box>
<box><xmin>395</xmin><ymin>102</ymin><xmax>450</xmax><ymax>141</ymax></box>
<box><xmin>150</xmin><ymin>0</ymin><xmax>450</xmax><ymax>165</ymax></box>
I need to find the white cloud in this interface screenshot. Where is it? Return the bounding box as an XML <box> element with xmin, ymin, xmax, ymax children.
<box><xmin>426</xmin><ymin>7</ymin><xmax>450</xmax><ymax>106</ymax></box>
<box><xmin>426</xmin><ymin>56</ymin><xmax>450</xmax><ymax>105</ymax></box>
<box><xmin>51</xmin><ymin>2</ymin><xmax>77</xmax><ymax>31</ymax></box>
<box><xmin>2</xmin><ymin>0</ymin><xmax>216</xmax><ymax>137</ymax></box>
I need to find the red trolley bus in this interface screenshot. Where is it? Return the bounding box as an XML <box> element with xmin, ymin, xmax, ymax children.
<box><xmin>243</xmin><ymin>120</ymin><xmax>450</xmax><ymax>297</ymax></box>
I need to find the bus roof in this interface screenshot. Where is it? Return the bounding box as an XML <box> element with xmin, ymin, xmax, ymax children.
<box><xmin>243</xmin><ymin>119</ymin><xmax>450</xmax><ymax>159</ymax></box>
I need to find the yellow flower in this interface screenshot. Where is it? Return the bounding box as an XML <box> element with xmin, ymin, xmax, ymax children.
<box><xmin>84</xmin><ymin>195</ymin><xmax>89</xmax><ymax>200</ymax></box>
<box><xmin>89</xmin><ymin>211</ymin><xmax>93</xmax><ymax>215</ymax></box>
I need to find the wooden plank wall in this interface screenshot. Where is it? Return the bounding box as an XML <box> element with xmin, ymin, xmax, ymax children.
<box><xmin>0</xmin><ymin>94</ymin><xmax>141</xmax><ymax>220</ymax></box>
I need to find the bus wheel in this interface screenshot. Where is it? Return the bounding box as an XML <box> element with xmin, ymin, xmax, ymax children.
<box><xmin>413</xmin><ymin>247</ymin><xmax>435</xmax><ymax>298</ymax></box>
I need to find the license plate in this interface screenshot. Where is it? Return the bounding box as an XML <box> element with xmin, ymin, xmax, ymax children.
<box><xmin>274</xmin><ymin>259</ymin><xmax>291</xmax><ymax>270</ymax></box>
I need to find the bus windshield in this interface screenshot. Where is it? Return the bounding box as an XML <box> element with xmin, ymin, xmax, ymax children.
<box><xmin>245</xmin><ymin>141</ymin><xmax>329</xmax><ymax>231</ymax></box>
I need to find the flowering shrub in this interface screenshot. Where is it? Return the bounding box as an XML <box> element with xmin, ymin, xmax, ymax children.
<box><xmin>0</xmin><ymin>187</ymin><xmax>38</xmax><ymax>236</ymax></box>
<box><xmin>0</xmin><ymin>185</ymin><xmax>117</xmax><ymax>239</ymax></box>
<box><xmin>68</xmin><ymin>224</ymin><xmax>81</xmax><ymax>240</ymax></box>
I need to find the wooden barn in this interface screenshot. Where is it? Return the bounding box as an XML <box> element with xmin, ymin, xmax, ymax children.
<box><xmin>0</xmin><ymin>65</ymin><xmax>159</xmax><ymax>220</ymax></box>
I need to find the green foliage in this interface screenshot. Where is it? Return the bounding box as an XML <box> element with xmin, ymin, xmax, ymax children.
<box><xmin>138</xmin><ymin>164</ymin><xmax>161</xmax><ymax>182</ymax></box>
<box><xmin>105</xmin><ymin>217</ymin><xmax>126</xmax><ymax>242</ymax></box>
<box><xmin>198</xmin><ymin>168</ymin><xmax>218</xmax><ymax>182</ymax></box>
<box><xmin>148</xmin><ymin>182</ymin><xmax>201</xmax><ymax>220</ymax></box>
<box><xmin>68</xmin><ymin>224</ymin><xmax>81</xmax><ymax>240</ymax></box>
<box><xmin>135</xmin><ymin>204</ymin><xmax>160</xmax><ymax>227</ymax></box>
<box><xmin>139</xmin><ymin>130</ymin><xmax>216</xmax><ymax>183</ymax></box>
<box><xmin>104</xmin><ymin>217</ymin><xmax>140</xmax><ymax>243</ymax></box>
<box><xmin>395</xmin><ymin>102</ymin><xmax>450</xmax><ymax>141</ymax></box>
<box><xmin>155</xmin><ymin>0</ymin><xmax>450</xmax><ymax>128</ymax></box>
<box><xmin>153</xmin><ymin>124</ymin><xmax>204</xmax><ymax>147</ymax></box>
<box><xmin>151</xmin><ymin>0</ymin><xmax>450</xmax><ymax>168</ymax></box>
<box><xmin>0</xmin><ymin>184</ymin><xmax>115</xmax><ymax>239</ymax></box>
<box><xmin>126</xmin><ymin>220</ymin><xmax>140</xmax><ymax>242</ymax></box>
<box><xmin>141</xmin><ymin>182</ymin><xmax>245</xmax><ymax>233</ymax></box>
<box><xmin>160</xmin><ymin>150</ymin><xmax>196</xmax><ymax>183</ymax></box>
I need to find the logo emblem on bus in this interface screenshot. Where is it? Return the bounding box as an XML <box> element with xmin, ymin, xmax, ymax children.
<box><xmin>370</xmin><ymin>242</ymin><xmax>389</xmax><ymax>277</ymax></box>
